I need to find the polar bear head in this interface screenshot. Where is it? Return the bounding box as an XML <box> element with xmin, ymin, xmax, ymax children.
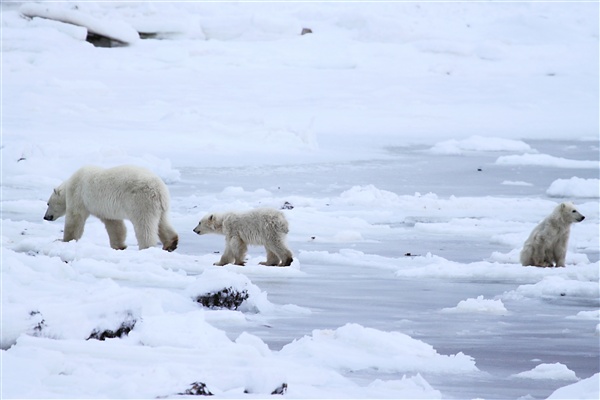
<box><xmin>558</xmin><ymin>202</ymin><xmax>585</xmax><ymax>224</ymax></box>
<box><xmin>43</xmin><ymin>185</ymin><xmax>66</xmax><ymax>221</ymax></box>
<box><xmin>193</xmin><ymin>213</ymin><xmax>223</xmax><ymax>235</ymax></box>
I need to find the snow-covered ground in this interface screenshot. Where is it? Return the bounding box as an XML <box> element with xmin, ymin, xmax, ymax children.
<box><xmin>2</xmin><ymin>1</ymin><xmax>599</xmax><ymax>399</ymax></box>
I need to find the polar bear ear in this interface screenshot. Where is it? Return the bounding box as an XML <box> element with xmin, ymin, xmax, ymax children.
<box><xmin>53</xmin><ymin>188</ymin><xmax>61</xmax><ymax>195</ymax></box>
<box><xmin>208</xmin><ymin>214</ymin><xmax>214</xmax><ymax>221</ymax></box>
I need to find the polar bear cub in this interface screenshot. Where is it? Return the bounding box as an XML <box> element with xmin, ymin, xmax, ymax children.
<box><xmin>520</xmin><ymin>202</ymin><xmax>585</xmax><ymax>267</ymax></box>
<box><xmin>193</xmin><ymin>208</ymin><xmax>293</xmax><ymax>267</ymax></box>
<box><xmin>44</xmin><ymin>165</ymin><xmax>178</xmax><ymax>251</ymax></box>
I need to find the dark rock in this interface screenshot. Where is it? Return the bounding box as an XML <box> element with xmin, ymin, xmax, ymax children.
<box><xmin>87</xmin><ymin>315</ymin><xmax>136</xmax><ymax>341</ymax></box>
<box><xmin>194</xmin><ymin>287</ymin><xmax>249</xmax><ymax>310</ymax></box>
<box><xmin>139</xmin><ymin>32</ymin><xmax>158</xmax><ymax>39</ymax></box>
<box><xmin>301</xmin><ymin>28</ymin><xmax>313</xmax><ymax>35</ymax></box>
<box><xmin>244</xmin><ymin>383</ymin><xmax>287</xmax><ymax>395</ymax></box>
<box><xmin>86</xmin><ymin>32</ymin><xmax>127</xmax><ymax>48</ymax></box>
<box><xmin>179</xmin><ymin>382</ymin><xmax>213</xmax><ymax>396</ymax></box>
<box><xmin>271</xmin><ymin>383</ymin><xmax>288</xmax><ymax>395</ymax></box>
<box><xmin>29</xmin><ymin>311</ymin><xmax>46</xmax><ymax>334</ymax></box>
<box><xmin>281</xmin><ymin>201</ymin><xmax>294</xmax><ymax>210</ymax></box>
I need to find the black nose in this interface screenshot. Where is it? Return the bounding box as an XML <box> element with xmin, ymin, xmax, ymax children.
<box><xmin>44</xmin><ymin>215</ymin><xmax>53</xmax><ymax>221</ymax></box>
<box><xmin>581</xmin><ymin>216</ymin><xmax>585</xmax><ymax>221</ymax></box>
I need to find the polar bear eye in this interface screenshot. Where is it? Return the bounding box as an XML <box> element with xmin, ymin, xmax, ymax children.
<box><xmin>572</xmin><ymin>210</ymin><xmax>577</xmax><ymax>213</ymax></box>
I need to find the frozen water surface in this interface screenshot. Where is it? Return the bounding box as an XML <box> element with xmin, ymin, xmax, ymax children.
<box><xmin>173</xmin><ymin>141</ymin><xmax>599</xmax><ymax>399</ymax></box>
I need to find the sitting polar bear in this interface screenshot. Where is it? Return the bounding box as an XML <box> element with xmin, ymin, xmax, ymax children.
<box><xmin>44</xmin><ymin>165</ymin><xmax>178</xmax><ymax>251</ymax></box>
<box><xmin>193</xmin><ymin>208</ymin><xmax>293</xmax><ymax>267</ymax></box>
<box><xmin>520</xmin><ymin>202</ymin><xmax>585</xmax><ymax>267</ymax></box>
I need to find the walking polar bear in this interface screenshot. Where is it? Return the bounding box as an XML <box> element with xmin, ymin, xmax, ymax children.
<box><xmin>520</xmin><ymin>202</ymin><xmax>585</xmax><ymax>268</ymax></box>
<box><xmin>44</xmin><ymin>165</ymin><xmax>178</xmax><ymax>251</ymax></box>
<box><xmin>193</xmin><ymin>208</ymin><xmax>293</xmax><ymax>267</ymax></box>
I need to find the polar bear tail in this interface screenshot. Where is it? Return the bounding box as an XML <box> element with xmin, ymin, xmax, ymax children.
<box><xmin>158</xmin><ymin>212</ymin><xmax>179</xmax><ymax>252</ymax></box>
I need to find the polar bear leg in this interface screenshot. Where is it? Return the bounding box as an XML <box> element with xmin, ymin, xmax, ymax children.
<box><xmin>527</xmin><ymin>237</ymin><xmax>551</xmax><ymax>267</ymax></box>
<box><xmin>216</xmin><ymin>236</ymin><xmax>246</xmax><ymax>266</ymax></box>
<box><xmin>267</xmin><ymin>239</ymin><xmax>293</xmax><ymax>267</ymax></box>
<box><xmin>214</xmin><ymin>251</ymin><xmax>233</xmax><ymax>266</ymax></box>
<box><xmin>259</xmin><ymin>249</ymin><xmax>281</xmax><ymax>266</ymax></box>
<box><xmin>131</xmin><ymin>216</ymin><xmax>160</xmax><ymax>250</ymax></box>
<box><xmin>541</xmin><ymin>247</ymin><xmax>554</xmax><ymax>267</ymax></box>
<box><xmin>529</xmin><ymin>246</ymin><xmax>542</xmax><ymax>266</ymax></box>
<box><xmin>520</xmin><ymin>244</ymin><xmax>533</xmax><ymax>266</ymax></box>
<box><xmin>158</xmin><ymin>212</ymin><xmax>178</xmax><ymax>252</ymax></box>
<box><xmin>102</xmin><ymin>219</ymin><xmax>127</xmax><ymax>250</ymax></box>
<box><xmin>230</xmin><ymin>237</ymin><xmax>247</xmax><ymax>266</ymax></box>
<box><xmin>553</xmin><ymin>235</ymin><xmax>568</xmax><ymax>267</ymax></box>
<box><xmin>63</xmin><ymin>211</ymin><xmax>89</xmax><ymax>242</ymax></box>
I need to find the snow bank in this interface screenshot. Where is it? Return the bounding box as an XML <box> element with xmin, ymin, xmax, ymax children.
<box><xmin>29</xmin><ymin>16</ymin><xmax>88</xmax><ymax>41</ymax></box>
<box><xmin>567</xmin><ymin>310</ymin><xmax>600</xmax><ymax>321</ymax></box>
<box><xmin>366</xmin><ymin>375</ymin><xmax>442</xmax><ymax>399</ymax></box>
<box><xmin>4</xmin><ymin>224</ymin><xmax>457</xmax><ymax>398</ymax></box>
<box><xmin>429</xmin><ymin>136</ymin><xmax>533</xmax><ymax>155</ymax></box>
<box><xmin>513</xmin><ymin>363</ymin><xmax>579</xmax><ymax>381</ymax></box>
<box><xmin>547</xmin><ymin>373</ymin><xmax>599</xmax><ymax>400</ymax></box>
<box><xmin>4</xmin><ymin>243</ymin><xmax>450</xmax><ymax>398</ymax></box>
<box><xmin>503</xmin><ymin>275</ymin><xmax>600</xmax><ymax>301</ymax></box>
<box><xmin>546</xmin><ymin>177</ymin><xmax>599</xmax><ymax>198</ymax></box>
<box><xmin>495</xmin><ymin>154</ymin><xmax>599</xmax><ymax>169</ymax></box>
<box><xmin>441</xmin><ymin>295</ymin><xmax>508</xmax><ymax>315</ymax></box>
<box><xmin>338</xmin><ymin>184</ymin><xmax>403</xmax><ymax>207</ymax></box>
<box><xmin>502</xmin><ymin>180</ymin><xmax>533</xmax><ymax>187</ymax></box>
<box><xmin>184</xmin><ymin>268</ymin><xmax>274</xmax><ymax>314</ymax></box>
<box><xmin>279</xmin><ymin>323</ymin><xmax>478</xmax><ymax>374</ymax></box>
<box><xmin>0</xmin><ymin>237</ymin><xmax>300</xmax><ymax>350</ymax></box>
<box><xmin>20</xmin><ymin>3</ymin><xmax>139</xmax><ymax>44</ymax></box>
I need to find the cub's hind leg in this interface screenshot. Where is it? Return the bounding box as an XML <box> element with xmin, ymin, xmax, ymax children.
<box><xmin>260</xmin><ymin>248</ymin><xmax>281</xmax><ymax>266</ymax></box>
<box><xmin>267</xmin><ymin>240</ymin><xmax>293</xmax><ymax>267</ymax></box>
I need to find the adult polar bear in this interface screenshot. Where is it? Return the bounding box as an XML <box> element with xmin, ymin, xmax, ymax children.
<box><xmin>520</xmin><ymin>202</ymin><xmax>585</xmax><ymax>267</ymax></box>
<box><xmin>193</xmin><ymin>208</ymin><xmax>293</xmax><ymax>266</ymax></box>
<box><xmin>44</xmin><ymin>165</ymin><xmax>178</xmax><ymax>251</ymax></box>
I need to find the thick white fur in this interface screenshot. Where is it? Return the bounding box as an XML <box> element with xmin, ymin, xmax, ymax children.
<box><xmin>193</xmin><ymin>208</ymin><xmax>293</xmax><ymax>266</ymax></box>
<box><xmin>520</xmin><ymin>202</ymin><xmax>585</xmax><ymax>267</ymax></box>
<box><xmin>44</xmin><ymin>165</ymin><xmax>178</xmax><ymax>251</ymax></box>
